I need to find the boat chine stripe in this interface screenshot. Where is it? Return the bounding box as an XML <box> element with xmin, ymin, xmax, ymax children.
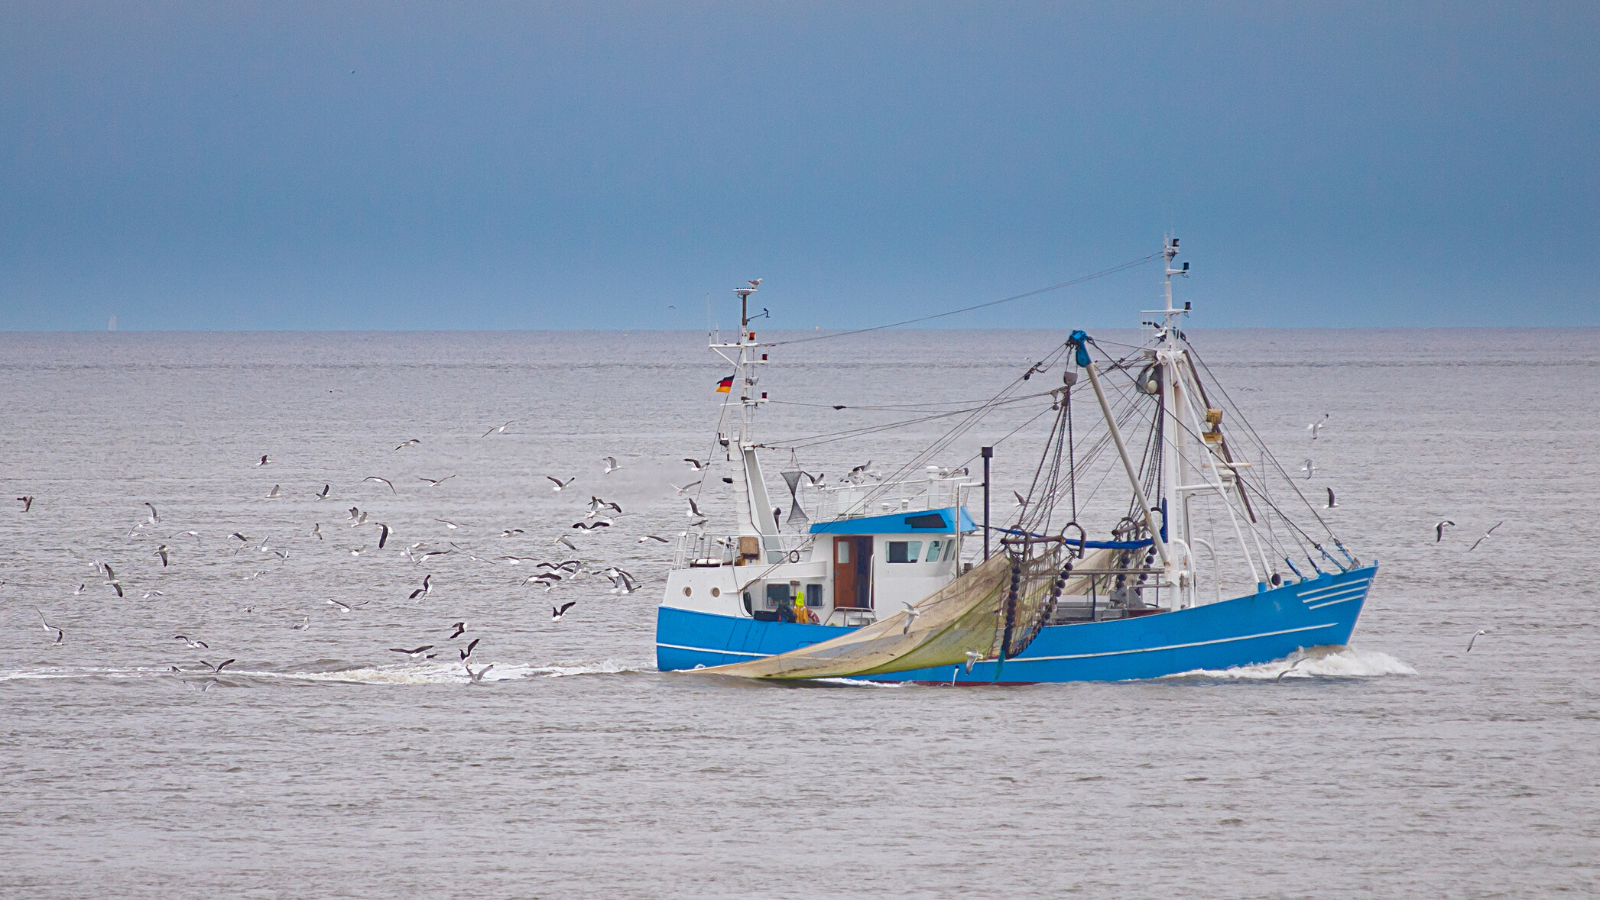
<box><xmin>1297</xmin><ymin>580</ymin><xmax>1369</xmax><ymax>602</ymax></box>
<box><xmin>1010</xmin><ymin>622</ymin><xmax>1344</xmax><ymax>663</ymax></box>
<box><xmin>656</xmin><ymin>642</ymin><xmax>767</xmax><ymax>659</ymax></box>
<box><xmin>1306</xmin><ymin>595</ymin><xmax>1365</xmax><ymax>610</ymax></box>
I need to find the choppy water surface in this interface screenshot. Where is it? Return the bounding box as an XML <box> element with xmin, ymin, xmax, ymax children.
<box><xmin>1</xmin><ymin>328</ymin><xmax>1596</xmax><ymax>898</ymax></box>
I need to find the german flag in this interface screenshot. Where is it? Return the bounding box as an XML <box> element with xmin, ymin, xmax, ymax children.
<box><xmin>715</xmin><ymin>375</ymin><xmax>734</xmax><ymax>393</ymax></box>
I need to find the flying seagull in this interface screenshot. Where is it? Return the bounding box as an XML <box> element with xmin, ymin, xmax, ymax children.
<box><xmin>901</xmin><ymin>602</ymin><xmax>921</xmax><ymax>635</ymax></box>
<box><xmin>1325</xmin><ymin>488</ymin><xmax>1338</xmax><ymax>509</ymax></box>
<box><xmin>551</xmin><ymin>601</ymin><xmax>577</xmax><ymax>621</ymax></box>
<box><xmin>602</xmin><ymin>456</ymin><xmax>622</xmax><ymax>474</ymax></box>
<box><xmin>257</xmin><ymin>455</ymin><xmax>270</xmax><ymax>466</ymax></box>
<box><xmin>408</xmin><ymin>574</ymin><xmax>433</xmax><ymax>600</ymax></box>
<box><xmin>17</xmin><ymin>495</ymin><xmax>34</xmax><ymax>512</ymax></box>
<box><xmin>483</xmin><ymin>420</ymin><xmax>515</xmax><ymax>438</ymax></box>
<box><xmin>377</xmin><ymin>523</ymin><xmax>391</xmax><ymax>549</ymax></box>
<box><xmin>388</xmin><ymin>646</ymin><xmax>434</xmax><ymax>659</ymax></box>
<box><xmin>311</xmin><ymin>523</ymin><xmax>323</xmax><ymax>540</ymax></box>
<box><xmin>572</xmin><ymin>521</ymin><xmax>611</xmax><ymax>531</ymax></box>
<box><xmin>1467</xmin><ymin>522</ymin><xmax>1503</xmax><ymax>552</ymax></box>
<box><xmin>204</xmin><ymin>659</ymin><xmax>236</xmax><ymax>673</ymax></box>
<box><xmin>448</xmin><ymin>622</ymin><xmax>466</xmax><ymax>639</ymax></box>
<box><xmin>363</xmin><ymin>476</ymin><xmax>396</xmax><ymax>495</ymax></box>
<box><xmin>685</xmin><ymin>498</ymin><xmax>703</xmax><ymax>519</ymax></box>
<box><xmin>554</xmin><ymin>536</ymin><xmax>578</xmax><ymax>551</ymax></box>
<box><xmin>394</xmin><ymin>439</ymin><xmax>420</xmax><ymax>451</ymax></box>
<box><xmin>419</xmin><ymin>475</ymin><xmax>456</xmax><ymax>488</ymax></box>
<box><xmin>1466</xmin><ymin>628</ymin><xmax>1489</xmax><ymax>652</ymax></box>
<box><xmin>434</xmin><ymin>519</ymin><xmax>460</xmax><ymax>530</ymax></box>
<box><xmin>547</xmin><ymin>476</ymin><xmax>575</xmax><ymax>492</ymax></box>
<box><xmin>174</xmin><ymin>634</ymin><xmax>208</xmax><ymax>649</ymax></box>
<box><xmin>1307</xmin><ymin>414</ymin><xmax>1329</xmax><ymax>440</ymax></box>
<box><xmin>465</xmin><ymin>662</ymin><xmax>495</xmax><ymax>683</ymax></box>
<box><xmin>638</xmin><ymin>534</ymin><xmax>670</xmax><ymax>544</ymax></box>
<box><xmin>1435</xmin><ymin>520</ymin><xmax>1456</xmax><ymax>542</ymax></box>
<box><xmin>266</xmin><ymin>484</ymin><xmax>281</xmax><ymax>499</ymax></box>
<box><xmin>154</xmin><ymin>544</ymin><xmax>171</xmax><ymax>567</ymax></box>
<box><xmin>1300</xmin><ymin>458</ymin><xmax>1315</xmax><ymax>480</ymax></box>
<box><xmin>459</xmin><ymin>638</ymin><xmax>480</xmax><ymax>660</ymax></box>
<box><xmin>501</xmin><ymin>528</ymin><xmax>525</xmax><ymax>537</ymax></box>
<box><xmin>1275</xmin><ymin>657</ymin><xmax>1309</xmax><ymax>683</ymax></box>
<box><xmin>37</xmin><ymin>609</ymin><xmax>64</xmax><ymax>644</ymax></box>
<box><xmin>143</xmin><ymin>502</ymin><xmax>160</xmax><ymax>524</ymax></box>
<box><xmin>326</xmin><ymin>598</ymin><xmax>352</xmax><ymax>612</ymax></box>
<box><xmin>315</xmin><ymin>484</ymin><xmax>330</xmax><ymax>500</ymax></box>
<box><xmin>672</xmin><ymin>481</ymin><xmax>702</xmax><ymax>496</ymax></box>
<box><xmin>683</xmin><ymin>458</ymin><xmax>706</xmax><ymax>471</ymax></box>
<box><xmin>1012</xmin><ymin>490</ymin><xmax>1026</xmax><ymax>507</ymax></box>
<box><xmin>964</xmin><ymin>650</ymin><xmax>984</xmax><ymax>674</ymax></box>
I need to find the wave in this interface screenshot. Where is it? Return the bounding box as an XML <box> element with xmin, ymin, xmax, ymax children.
<box><xmin>1163</xmin><ymin>645</ymin><xmax>1416</xmax><ymax>682</ymax></box>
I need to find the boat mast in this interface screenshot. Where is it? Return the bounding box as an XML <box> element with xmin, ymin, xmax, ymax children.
<box><xmin>1156</xmin><ymin>236</ymin><xmax>1193</xmax><ymax>607</ymax></box>
<box><xmin>715</xmin><ymin>282</ymin><xmax>778</xmax><ymax>542</ymax></box>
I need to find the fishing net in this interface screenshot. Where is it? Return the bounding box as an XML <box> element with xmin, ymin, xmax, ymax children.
<box><xmin>706</xmin><ymin>544</ymin><xmax>1105</xmax><ymax>681</ymax></box>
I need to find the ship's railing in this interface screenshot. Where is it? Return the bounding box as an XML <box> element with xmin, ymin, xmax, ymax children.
<box><xmin>806</xmin><ymin>468</ymin><xmax>978</xmax><ymax>523</ymax></box>
<box><xmin>823</xmin><ymin>607</ymin><xmax>877</xmax><ymax>628</ymax></box>
<box><xmin>673</xmin><ymin>532</ymin><xmax>818</xmax><ymax>568</ymax></box>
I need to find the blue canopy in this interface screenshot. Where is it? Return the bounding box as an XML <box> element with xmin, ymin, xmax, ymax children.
<box><xmin>809</xmin><ymin>506</ymin><xmax>976</xmax><ymax>536</ymax></box>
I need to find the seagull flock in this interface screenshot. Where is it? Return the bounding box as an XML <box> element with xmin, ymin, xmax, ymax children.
<box><xmin>14</xmin><ymin>422</ymin><xmax>676</xmax><ymax>688</ymax></box>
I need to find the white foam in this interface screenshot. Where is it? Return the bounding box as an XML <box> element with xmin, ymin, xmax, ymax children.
<box><xmin>1165</xmin><ymin>645</ymin><xmax>1416</xmax><ymax>681</ymax></box>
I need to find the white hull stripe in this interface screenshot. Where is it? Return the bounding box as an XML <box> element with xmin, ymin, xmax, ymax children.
<box><xmin>999</xmin><ymin>622</ymin><xmax>1344</xmax><ymax>663</ymax></box>
<box><xmin>1300</xmin><ymin>588</ymin><xmax>1366</xmax><ymax>608</ymax></box>
<box><xmin>656</xmin><ymin>642</ymin><xmax>767</xmax><ymax>658</ymax></box>
<box><xmin>1307</xmin><ymin>595</ymin><xmax>1365</xmax><ymax>611</ymax></box>
<box><xmin>1297</xmin><ymin>580</ymin><xmax>1369</xmax><ymax>603</ymax></box>
<box><xmin>659</xmin><ymin>621</ymin><xmax>1347</xmax><ymax>666</ymax></box>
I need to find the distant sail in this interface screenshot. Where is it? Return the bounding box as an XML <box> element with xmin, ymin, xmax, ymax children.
<box><xmin>108</xmin><ymin>315</ymin><xmax>117</xmax><ymax>332</ymax></box>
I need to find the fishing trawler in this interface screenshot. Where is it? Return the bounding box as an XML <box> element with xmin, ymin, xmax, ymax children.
<box><xmin>655</xmin><ymin>241</ymin><xmax>1376</xmax><ymax>683</ymax></box>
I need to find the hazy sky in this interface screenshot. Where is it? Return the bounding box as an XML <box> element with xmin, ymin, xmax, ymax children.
<box><xmin>2</xmin><ymin>2</ymin><xmax>1595</xmax><ymax>331</ymax></box>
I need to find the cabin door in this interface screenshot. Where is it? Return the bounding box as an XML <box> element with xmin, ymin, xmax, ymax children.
<box><xmin>832</xmin><ymin>536</ymin><xmax>873</xmax><ymax>609</ymax></box>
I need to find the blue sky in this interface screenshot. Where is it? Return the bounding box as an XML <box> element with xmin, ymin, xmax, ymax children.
<box><xmin>1</xmin><ymin>2</ymin><xmax>1595</xmax><ymax>331</ymax></box>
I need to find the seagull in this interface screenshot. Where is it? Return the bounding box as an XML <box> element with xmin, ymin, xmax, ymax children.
<box><xmin>1435</xmin><ymin>520</ymin><xmax>1456</xmax><ymax>542</ymax></box>
<box><xmin>408</xmin><ymin>574</ymin><xmax>432</xmax><ymax>600</ymax></box>
<box><xmin>602</xmin><ymin>456</ymin><xmax>622</xmax><ymax>474</ymax></box>
<box><xmin>291</xmin><ymin>616</ymin><xmax>311</xmax><ymax>631</ymax></box>
<box><xmin>1300</xmin><ymin>458</ymin><xmax>1315</xmax><ymax>480</ymax></box>
<box><xmin>465</xmin><ymin>662</ymin><xmax>495</xmax><ymax>683</ymax></box>
<box><xmin>554</xmin><ymin>536</ymin><xmax>578</xmax><ymax>551</ymax></box>
<box><xmin>1307</xmin><ymin>414</ymin><xmax>1329</xmax><ymax>440</ymax></box>
<box><xmin>683</xmin><ymin>458</ymin><xmax>706</xmax><ymax>471</ymax></box>
<box><xmin>152</xmin><ymin>544</ymin><xmax>172</xmax><ymax>566</ymax></box>
<box><xmin>363</xmin><ymin>476</ymin><xmax>396</xmax><ymax>495</ymax></box>
<box><xmin>435</xmin><ymin>519</ymin><xmax>460</xmax><ymax>530</ymax></box>
<box><xmin>142</xmin><ymin>590</ymin><xmax>165</xmax><ymax>599</ymax></box>
<box><xmin>1468</xmin><ymin>521</ymin><xmax>1503</xmax><ymax>552</ymax></box>
<box><xmin>143</xmin><ymin>502</ymin><xmax>159</xmax><ymax>524</ymax></box>
<box><xmin>311</xmin><ymin>523</ymin><xmax>323</xmax><ymax>540</ymax></box>
<box><xmin>351</xmin><ymin>511</ymin><xmax>368</xmax><ymax>527</ymax></box>
<box><xmin>266</xmin><ymin>484</ymin><xmax>281</xmax><ymax>499</ymax></box>
<box><xmin>1325</xmin><ymin>488</ymin><xmax>1338</xmax><ymax>509</ymax></box>
<box><xmin>483</xmin><ymin>420</ymin><xmax>516</xmax><ymax>438</ymax></box>
<box><xmin>73</xmin><ymin>583</ymin><xmax>85</xmax><ymax>595</ymax></box>
<box><xmin>419</xmin><ymin>475</ymin><xmax>456</xmax><ymax>487</ymax></box>
<box><xmin>588</xmin><ymin>496</ymin><xmax>623</xmax><ymax>515</ymax></box>
<box><xmin>37</xmin><ymin>609</ymin><xmax>64</xmax><ymax>644</ymax></box>
<box><xmin>448</xmin><ymin>622</ymin><xmax>466</xmax><ymax>639</ymax></box>
<box><xmin>459</xmin><ymin>638</ymin><xmax>480</xmax><ymax>660</ymax></box>
<box><xmin>17</xmin><ymin>496</ymin><xmax>34</xmax><ymax>512</ymax></box>
<box><xmin>377</xmin><ymin>523</ymin><xmax>391</xmax><ymax>549</ymax></box>
<box><xmin>964</xmin><ymin>650</ymin><xmax>984</xmax><ymax>674</ymax></box>
<box><xmin>572</xmin><ymin>521</ymin><xmax>611</xmax><ymax>531</ymax></box>
<box><xmin>174</xmin><ymin>635</ymin><xmax>209</xmax><ymax>649</ymax></box>
<box><xmin>500</xmin><ymin>528</ymin><xmax>525</xmax><ymax>537</ymax></box>
<box><xmin>315</xmin><ymin>484</ymin><xmax>330</xmax><ymax>500</ymax></box>
<box><xmin>394</xmin><ymin>439</ymin><xmax>421</xmax><ymax>451</ymax></box>
<box><xmin>901</xmin><ymin>602</ymin><xmax>920</xmax><ymax>635</ymax></box>
<box><xmin>551</xmin><ymin>601</ymin><xmax>577</xmax><ymax>621</ymax></box>
<box><xmin>685</xmin><ymin>498</ymin><xmax>703</xmax><ymax>519</ymax></box>
<box><xmin>672</xmin><ymin>481</ymin><xmax>702</xmax><ymax>496</ymax></box>
<box><xmin>1275</xmin><ymin>657</ymin><xmax>1309</xmax><ymax>683</ymax></box>
<box><xmin>547</xmin><ymin>476</ymin><xmax>576</xmax><ymax>492</ymax></box>
<box><xmin>1012</xmin><ymin>490</ymin><xmax>1025</xmax><ymax>507</ymax></box>
<box><xmin>1467</xmin><ymin>628</ymin><xmax>1490</xmax><ymax>652</ymax></box>
<box><xmin>748</xmin><ymin>278</ymin><xmax>762</xmax><ymax>287</ymax></box>
<box><xmin>388</xmin><ymin>646</ymin><xmax>434</xmax><ymax>659</ymax></box>
<box><xmin>348</xmin><ymin>545</ymin><xmax>368</xmax><ymax>556</ymax></box>
<box><xmin>257</xmin><ymin>454</ymin><xmax>270</xmax><ymax>466</ymax></box>
<box><xmin>638</xmin><ymin>534</ymin><xmax>670</xmax><ymax>543</ymax></box>
<box><xmin>848</xmin><ymin>462</ymin><xmax>874</xmax><ymax>483</ymax></box>
<box><xmin>204</xmin><ymin>659</ymin><xmax>236</xmax><ymax>673</ymax></box>
<box><xmin>327</xmin><ymin>599</ymin><xmax>352</xmax><ymax>612</ymax></box>
<box><xmin>604</xmin><ymin>569</ymin><xmax>638</xmax><ymax>595</ymax></box>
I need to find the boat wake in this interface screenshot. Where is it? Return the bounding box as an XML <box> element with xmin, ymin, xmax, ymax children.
<box><xmin>1164</xmin><ymin>645</ymin><xmax>1415</xmax><ymax>682</ymax></box>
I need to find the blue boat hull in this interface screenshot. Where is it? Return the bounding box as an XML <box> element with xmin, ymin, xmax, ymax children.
<box><xmin>656</xmin><ymin>565</ymin><xmax>1376</xmax><ymax>683</ymax></box>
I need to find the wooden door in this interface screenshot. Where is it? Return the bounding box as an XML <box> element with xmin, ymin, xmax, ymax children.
<box><xmin>833</xmin><ymin>537</ymin><xmax>873</xmax><ymax>609</ymax></box>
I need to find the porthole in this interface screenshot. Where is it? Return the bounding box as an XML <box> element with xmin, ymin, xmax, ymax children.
<box><xmin>711</xmin><ymin>587</ymin><xmax>721</xmax><ymax>597</ymax></box>
<box><xmin>683</xmin><ymin>586</ymin><xmax>692</xmax><ymax>596</ymax></box>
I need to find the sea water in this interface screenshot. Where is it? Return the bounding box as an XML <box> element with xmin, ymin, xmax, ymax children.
<box><xmin>1</xmin><ymin>328</ymin><xmax>1595</xmax><ymax>898</ymax></box>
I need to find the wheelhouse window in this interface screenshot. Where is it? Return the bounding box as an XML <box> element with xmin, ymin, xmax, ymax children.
<box><xmin>765</xmin><ymin>582</ymin><xmax>792</xmax><ymax>609</ymax></box>
<box><xmin>925</xmin><ymin>540</ymin><xmax>941</xmax><ymax>562</ymax></box>
<box><xmin>887</xmin><ymin>541</ymin><xmax>922</xmax><ymax>563</ymax></box>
